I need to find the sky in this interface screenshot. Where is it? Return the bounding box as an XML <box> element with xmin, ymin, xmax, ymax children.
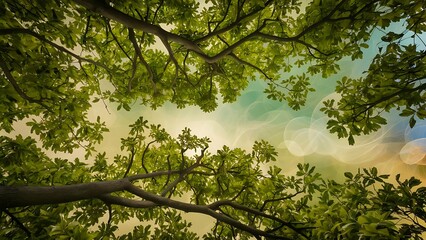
<box><xmin>34</xmin><ymin>14</ymin><xmax>425</xmax><ymax>234</ymax></box>
<box><xmin>88</xmin><ymin>22</ymin><xmax>426</xmax><ymax>185</ymax></box>
<box><xmin>88</xmin><ymin>46</ymin><xmax>426</xmax><ymax>234</ymax></box>
<box><xmin>3</xmin><ymin>3</ymin><xmax>425</xmax><ymax>236</ymax></box>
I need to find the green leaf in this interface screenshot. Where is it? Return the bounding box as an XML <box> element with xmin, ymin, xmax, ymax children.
<box><xmin>344</xmin><ymin>172</ymin><xmax>353</xmax><ymax>179</ymax></box>
<box><xmin>409</xmin><ymin>116</ymin><xmax>416</xmax><ymax>128</ymax></box>
<box><xmin>348</xmin><ymin>134</ymin><xmax>355</xmax><ymax>145</ymax></box>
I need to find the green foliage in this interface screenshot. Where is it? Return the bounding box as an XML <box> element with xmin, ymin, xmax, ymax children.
<box><xmin>1</xmin><ymin>0</ymin><xmax>426</xmax><ymax>239</ymax></box>
<box><xmin>1</xmin><ymin>0</ymin><xmax>424</xmax><ymax>149</ymax></box>
<box><xmin>320</xmin><ymin>0</ymin><xmax>426</xmax><ymax>144</ymax></box>
<box><xmin>1</xmin><ymin>120</ymin><xmax>425</xmax><ymax>239</ymax></box>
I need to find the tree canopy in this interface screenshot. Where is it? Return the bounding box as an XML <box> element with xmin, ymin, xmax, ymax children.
<box><xmin>1</xmin><ymin>120</ymin><xmax>426</xmax><ymax>239</ymax></box>
<box><xmin>0</xmin><ymin>0</ymin><xmax>425</xmax><ymax>146</ymax></box>
<box><xmin>1</xmin><ymin>0</ymin><xmax>426</xmax><ymax>239</ymax></box>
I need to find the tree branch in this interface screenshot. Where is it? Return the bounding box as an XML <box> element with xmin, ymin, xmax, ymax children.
<box><xmin>160</xmin><ymin>162</ymin><xmax>200</xmax><ymax>197</ymax></box>
<box><xmin>124</xmin><ymin>184</ymin><xmax>293</xmax><ymax>240</ymax></box>
<box><xmin>0</xmin><ymin>55</ymin><xmax>46</xmax><ymax>106</ymax></box>
<box><xmin>0</xmin><ymin>28</ymin><xmax>110</xmax><ymax>71</ymax></box>
<box><xmin>159</xmin><ymin>36</ymin><xmax>183</xmax><ymax>82</ymax></box>
<box><xmin>0</xmin><ymin>180</ymin><xmax>131</xmax><ymax>208</ymax></box>
<box><xmin>209</xmin><ymin>200</ymin><xmax>310</xmax><ymax>238</ymax></box>
<box><xmin>72</xmin><ymin>0</ymin><xmax>267</xmax><ymax>64</ymax></box>
<box><xmin>123</xmin><ymin>146</ymin><xmax>136</xmax><ymax>178</ymax></box>
<box><xmin>255</xmin><ymin>32</ymin><xmax>331</xmax><ymax>56</ymax></box>
<box><xmin>141</xmin><ymin>140</ymin><xmax>156</xmax><ymax>173</ymax></box>
<box><xmin>105</xmin><ymin>19</ymin><xmax>132</xmax><ymax>62</ymax></box>
<box><xmin>260</xmin><ymin>191</ymin><xmax>304</xmax><ymax>211</ymax></box>
<box><xmin>128</xmin><ymin>27</ymin><xmax>155</xmax><ymax>90</ymax></box>
<box><xmin>228</xmin><ymin>52</ymin><xmax>273</xmax><ymax>80</ymax></box>
<box><xmin>98</xmin><ymin>194</ymin><xmax>157</xmax><ymax>208</ymax></box>
<box><xmin>3</xmin><ymin>209</ymin><xmax>31</xmax><ymax>237</ymax></box>
<box><xmin>160</xmin><ymin>146</ymin><xmax>207</xmax><ymax>197</ymax></box>
<box><xmin>72</xmin><ymin>0</ymin><xmax>204</xmax><ymax>53</ymax></box>
<box><xmin>126</xmin><ymin>169</ymin><xmax>180</xmax><ymax>182</ymax></box>
<box><xmin>195</xmin><ymin>0</ymin><xmax>274</xmax><ymax>43</ymax></box>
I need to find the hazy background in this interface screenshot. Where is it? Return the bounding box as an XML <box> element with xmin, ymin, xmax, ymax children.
<box><xmin>6</xmin><ymin>13</ymin><xmax>422</xmax><ymax>235</ymax></box>
<box><xmin>88</xmin><ymin>20</ymin><xmax>426</xmax><ymax>185</ymax></box>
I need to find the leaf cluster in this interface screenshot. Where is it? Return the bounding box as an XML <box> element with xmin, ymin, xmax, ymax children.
<box><xmin>1</xmin><ymin>120</ymin><xmax>425</xmax><ymax>239</ymax></box>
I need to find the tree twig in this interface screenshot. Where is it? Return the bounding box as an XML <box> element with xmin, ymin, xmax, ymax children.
<box><xmin>128</xmin><ymin>27</ymin><xmax>155</xmax><ymax>90</ymax></box>
<box><xmin>3</xmin><ymin>209</ymin><xmax>31</xmax><ymax>238</ymax></box>
<box><xmin>0</xmin><ymin>28</ymin><xmax>110</xmax><ymax>71</ymax></box>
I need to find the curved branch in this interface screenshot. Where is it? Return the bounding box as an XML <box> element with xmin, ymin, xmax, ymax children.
<box><xmin>0</xmin><ymin>28</ymin><xmax>110</xmax><ymax>71</ymax></box>
<box><xmin>72</xmin><ymin>0</ymin><xmax>204</xmax><ymax>53</ymax></box>
<box><xmin>141</xmin><ymin>140</ymin><xmax>156</xmax><ymax>173</ymax></box>
<box><xmin>210</xmin><ymin>200</ymin><xmax>310</xmax><ymax>238</ymax></box>
<box><xmin>205</xmin><ymin>27</ymin><xmax>266</xmax><ymax>63</ymax></box>
<box><xmin>106</xmin><ymin>19</ymin><xmax>132</xmax><ymax>62</ymax></box>
<box><xmin>160</xmin><ymin>162</ymin><xmax>201</xmax><ymax>197</ymax></box>
<box><xmin>228</xmin><ymin>53</ymin><xmax>273</xmax><ymax>80</ymax></box>
<box><xmin>128</xmin><ymin>27</ymin><xmax>154</xmax><ymax>90</ymax></box>
<box><xmin>260</xmin><ymin>191</ymin><xmax>304</xmax><ymax>211</ymax></box>
<box><xmin>124</xmin><ymin>184</ymin><xmax>293</xmax><ymax>240</ymax></box>
<box><xmin>255</xmin><ymin>32</ymin><xmax>332</xmax><ymax>56</ymax></box>
<box><xmin>98</xmin><ymin>194</ymin><xmax>157</xmax><ymax>208</ymax></box>
<box><xmin>212</xmin><ymin>0</ymin><xmax>232</xmax><ymax>32</ymax></box>
<box><xmin>159</xmin><ymin>36</ymin><xmax>182</xmax><ymax>81</ymax></box>
<box><xmin>160</xmin><ymin>146</ymin><xmax>208</xmax><ymax>197</ymax></box>
<box><xmin>0</xmin><ymin>55</ymin><xmax>51</xmax><ymax>110</ymax></box>
<box><xmin>293</xmin><ymin>0</ymin><xmax>349</xmax><ymax>39</ymax></box>
<box><xmin>3</xmin><ymin>209</ymin><xmax>31</xmax><ymax>238</ymax></box>
<box><xmin>123</xmin><ymin>146</ymin><xmax>136</xmax><ymax>178</ymax></box>
<box><xmin>196</xmin><ymin>0</ymin><xmax>274</xmax><ymax>43</ymax></box>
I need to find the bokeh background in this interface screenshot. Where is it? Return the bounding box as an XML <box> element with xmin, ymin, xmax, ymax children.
<box><xmin>53</xmin><ymin>19</ymin><xmax>426</xmax><ymax>235</ymax></box>
<box><xmin>87</xmin><ymin>21</ymin><xmax>426</xmax><ymax>185</ymax></box>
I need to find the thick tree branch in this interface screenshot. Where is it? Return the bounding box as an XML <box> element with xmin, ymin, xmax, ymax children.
<box><xmin>0</xmin><ymin>169</ymin><xmax>182</xmax><ymax>209</ymax></box>
<box><xmin>0</xmin><ymin>180</ymin><xmax>130</xmax><ymax>208</ymax></box>
<box><xmin>1</xmin><ymin>165</ymin><xmax>300</xmax><ymax>239</ymax></box>
<box><xmin>72</xmin><ymin>0</ymin><xmax>204</xmax><ymax>54</ymax></box>
<box><xmin>72</xmin><ymin>0</ymin><xmax>267</xmax><ymax>64</ymax></box>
